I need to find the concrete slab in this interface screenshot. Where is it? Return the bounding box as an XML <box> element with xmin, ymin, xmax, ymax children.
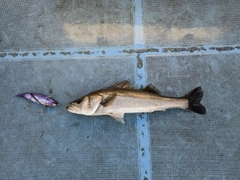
<box><xmin>0</xmin><ymin>0</ymin><xmax>134</xmax><ymax>52</ymax></box>
<box><xmin>0</xmin><ymin>57</ymin><xmax>138</xmax><ymax>179</ymax></box>
<box><xmin>146</xmin><ymin>54</ymin><xmax>240</xmax><ymax>179</ymax></box>
<box><xmin>1</xmin><ymin>0</ymin><xmax>240</xmax><ymax>179</ymax></box>
<box><xmin>143</xmin><ymin>0</ymin><xmax>240</xmax><ymax>46</ymax></box>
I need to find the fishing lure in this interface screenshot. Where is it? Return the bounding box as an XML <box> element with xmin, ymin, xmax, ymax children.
<box><xmin>16</xmin><ymin>93</ymin><xmax>59</xmax><ymax>115</ymax></box>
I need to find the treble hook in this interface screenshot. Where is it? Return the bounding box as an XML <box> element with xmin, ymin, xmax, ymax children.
<box><xmin>39</xmin><ymin>106</ymin><xmax>46</xmax><ymax>115</ymax></box>
<box><xmin>24</xmin><ymin>100</ymin><xmax>31</xmax><ymax>110</ymax></box>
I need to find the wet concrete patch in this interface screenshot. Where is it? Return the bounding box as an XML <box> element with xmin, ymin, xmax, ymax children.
<box><xmin>22</xmin><ymin>52</ymin><xmax>29</xmax><ymax>57</ymax></box>
<box><xmin>0</xmin><ymin>53</ymin><xmax>7</xmax><ymax>58</ymax></box>
<box><xmin>216</xmin><ymin>47</ymin><xmax>234</xmax><ymax>51</ymax></box>
<box><xmin>60</xmin><ymin>51</ymin><xmax>71</xmax><ymax>55</ymax></box>
<box><xmin>137</xmin><ymin>54</ymin><xmax>143</xmax><ymax>69</ymax></box>
<box><xmin>209</xmin><ymin>46</ymin><xmax>235</xmax><ymax>51</ymax></box>
<box><xmin>163</xmin><ymin>46</ymin><xmax>206</xmax><ymax>53</ymax></box>
<box><xmin>43</xmin><ymin>52</ymin><xmax>49</xmax><ymax>56</ymax></box>
<box><xmin>75</xmin><ymin>51</ymin><xmax>83</xmax><ymax>54</ymax></box>
<box><xmin>32</xmin><ymin>52</ymin><xmax>37</xmax><ymax>56</ymax></box>
<box><xmin>84</xmin><ymin>51</ymin><xmax>91</xmax><ymax>55</ymax></box>
<box><xmin>123</xmin><ymin>48</ymin><xmax>159</xmax><ymax>54</ymax></box>
<box><xmin>9</xmin><ymin>53</ymin><xmax>18</xmax><ymax>57</ymax></box>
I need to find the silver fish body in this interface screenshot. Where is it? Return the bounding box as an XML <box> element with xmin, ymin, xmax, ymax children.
<box><xmin>17</xmin><ymin>93</ymin><xmax>59</xmax><ymax>106</ymax></box>
<box><xmin>66</xmin><ymin>80</ymin><xmax>206</xmax><ymax>123</ymax></box>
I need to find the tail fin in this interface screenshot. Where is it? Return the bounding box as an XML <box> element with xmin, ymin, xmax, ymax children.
<box><xmin>184</xmin><ymin>86</ymin><xmax>206</xmax><ymax>114</ymax></box>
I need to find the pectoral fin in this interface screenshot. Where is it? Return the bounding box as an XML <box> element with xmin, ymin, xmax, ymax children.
<box><xmin>100</xmin><ymin>93</ymin><xmax>117</xmax><ymax>107</ymax></box>
<box><xmin>109</xmin><ymin>113</ymin><xmax>125</xmax><ymax>124</ymax></box>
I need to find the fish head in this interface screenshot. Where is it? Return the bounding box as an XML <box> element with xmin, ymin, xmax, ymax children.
<box><xmin>66</xmin><ymin>93</ymin><xmax>102</xmax><ymax>115</ymax></box>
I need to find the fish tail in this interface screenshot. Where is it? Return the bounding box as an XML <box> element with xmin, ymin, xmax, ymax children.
<box><xmin>184</xmin><ymin>86</ymin><xmax>206</xmax><ymax>114</ymax></box>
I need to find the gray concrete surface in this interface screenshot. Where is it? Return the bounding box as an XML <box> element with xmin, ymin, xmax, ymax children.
<box><xmin>0</xmin><ymin>0</ymin><xmax>133</xmax><ymax>52</ymax></box>
<box><xmin>0</xmin><ymin>0</ymin><xmax>240</xmax><ymax>180</ymax></box>
<box><xmin>0</xmin><ymin>58</ymin><xmax>138</xmax><ymax>179</ymax></box>
<box><xmin>143</xmin><ymin>0</ymin><xmax>240</xmax><ymax>46</ymax></box>
<box><xmin>147</xmin><ymin>54</ymin><xmax>240</xmax><ymax>179</ymax></box>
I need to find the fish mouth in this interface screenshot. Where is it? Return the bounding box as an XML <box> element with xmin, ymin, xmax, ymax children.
<box><xmin>66</xmin><ymin>105</ymin><xmax>73</xmax><ymax>111</ymax></box>
<box><xmin>66</xmin><ymin>104</ymin><xmax>79</xmax><ymax>114</ymax></box>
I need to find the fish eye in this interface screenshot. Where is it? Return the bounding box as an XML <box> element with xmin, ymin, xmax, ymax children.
<box><xmin>75</xmin><ymin>97</ymin><xmax>83</xmax><ymax>104</ymax></box>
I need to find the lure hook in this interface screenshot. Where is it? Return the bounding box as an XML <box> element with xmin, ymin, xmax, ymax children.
<box><xmin>24</xmin><ymin>100</ymin><xmax>31</xmax><ymax>110</ymax></box>
<box><xmin>39</xmin><ymin>106</ymin><xmax>46</xmax><ymax>115</ymax></box>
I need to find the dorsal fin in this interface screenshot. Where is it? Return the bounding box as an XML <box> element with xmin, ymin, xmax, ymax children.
<box><xmin>110</xmin><ymin>80</ymin><xmax>132</xmax><ymax>89</ymax></box>
<box><xmin>143</xmin><ymin>84</ymin><xmax>161</xmax><ymax>95</ymax></box>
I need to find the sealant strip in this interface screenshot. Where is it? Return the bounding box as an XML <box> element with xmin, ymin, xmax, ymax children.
<box><xmin>133</xmin><ymin>0</ymin><xmax>152</xmax><ymax>180</ymax></box>
<box><xmin>1</xmin><ymin>45</ymin><xmax>240</xmax><ymax>61</ymax></box>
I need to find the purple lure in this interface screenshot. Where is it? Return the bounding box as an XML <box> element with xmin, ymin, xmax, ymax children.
<box><xmin>16</xmin><ymin>93</ymin><xmax>59</xmax><ymax>107</ymax></box>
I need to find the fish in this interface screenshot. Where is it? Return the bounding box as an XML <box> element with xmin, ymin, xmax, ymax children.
<box><xmin>66</xmin><ymin>80</ymin><xmax>206</xmax><ymax>124</ymax></box>
<box><xmin>16</xmin><ymin>93</ymin><xmax>59</xmax><ymax>114</ymax></box>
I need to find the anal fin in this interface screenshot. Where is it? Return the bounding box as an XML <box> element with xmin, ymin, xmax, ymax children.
<box><xmin>109</xmin><ymin>113</ymin><xmax>125</xmax><ymax>124</ymax></box>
